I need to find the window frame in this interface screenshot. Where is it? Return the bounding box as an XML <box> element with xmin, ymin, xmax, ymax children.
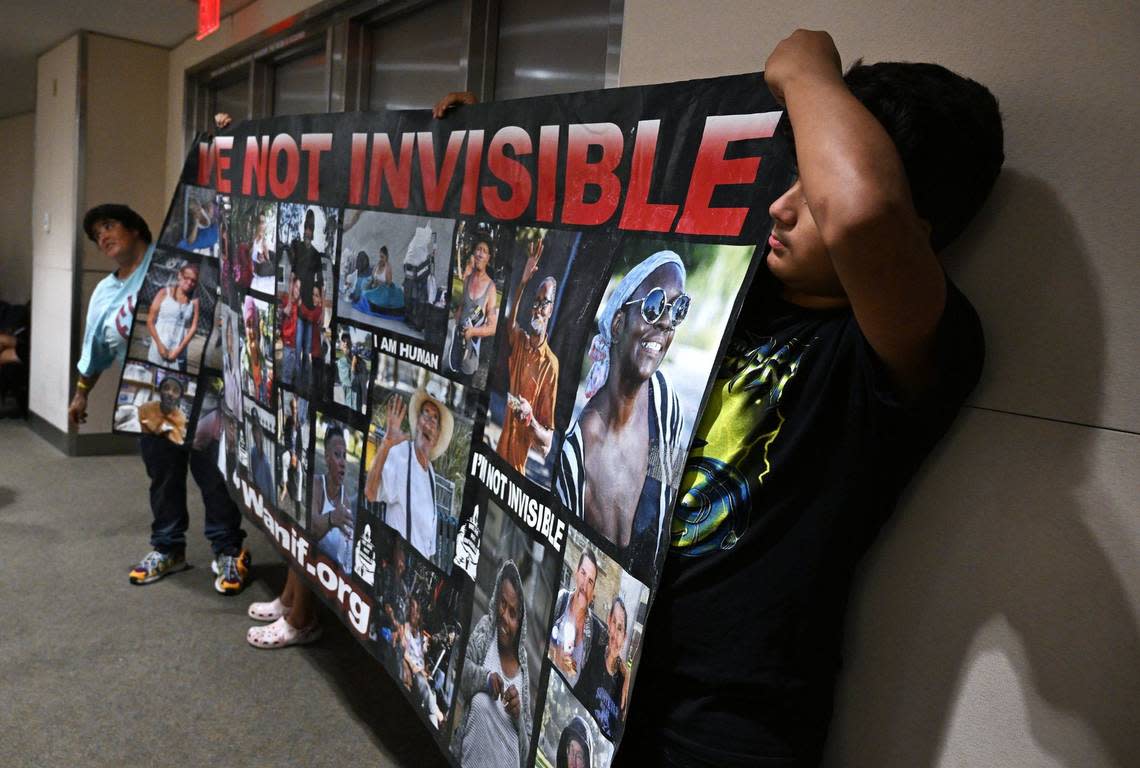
<box><xmin>184</xmin><ymin>0</ymin><xmax>622</xmax><ymax>151</ymax></box>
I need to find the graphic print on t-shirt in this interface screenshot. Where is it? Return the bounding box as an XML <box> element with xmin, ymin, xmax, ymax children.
<box><xmin>671</xmin><ymin>333</ymin><xmax>811</xmax><ymax>556</ymax></box>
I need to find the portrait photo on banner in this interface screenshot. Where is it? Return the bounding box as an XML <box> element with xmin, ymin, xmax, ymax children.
<box><xmin>482</xmin><ymin>228</ymin><xmax>620</xmax><ymax>491</ymax></box>
<box><xmin>367</xmin><ymin>523</ymin><xmax>467</xmax><ymax>735</ymax></box>
<box><xmin>448</xmin><ymin>499</ymin><xmax>558</xmax><ymax>768</ymax></box>
<box><xmin>337</xmin><ymin>210</ymin><xmax>454</xmax><ymax>346</ymax></box>
<box><xmin>114</xmin><ymin>361</ymin><xmax>197</xmax><ymax>445</ymax></box>
<box><xmin>277</xmin><ymin>203</ymin><xmax>338</xmax><ymax>397</ymax></box>
<box><xmin>242</xmin><ymin>396</ymin><xmax>276</xmax><ymax>509</ymax></box>
<box><xmin>239</xmin><ymin>295</ymin><xmax>275</xmax><ymax>406</ymax></box>
<box><xmin>332</xmin><ymin>323</ymin><xmax>375</xmax><ymax>415</ymax></box>
<box><xmin>276</xmin><ymin>389</ymin><xmax>311</xmax><ymax>528</ymax></box>
<box><xmin>225</xmin><ymin>196</ymin><xmax>278</xmax><ymax>296</ymax></box>
<box><xmin>160</xmin><ymin>184</ymin><xmax>222</xmax><ymax>257</ymax></box>
<box><xmin>218</xmin><ymin>303</ymin><xmax>244</xmax><ymax>417</ymax></box>
<box><xmin>361</xmin><ymin>352</ymin><xmax>477</xmax><ymax>571</ymax></box>
<box><xmin>442</xmin><ymin>220</ymin><xmax>512</xmax><ymax>389</ymax></box>
<box><xmin>537</xmin><ymin>672</ymin><xmax>614</xmax><ymax>768</ymax></box>
<box><xmin>125</xmin><ymin>249</ymin><xmax>217</xmax><ymax>376</ymax></box>
<box><xmin>553</xmin><ymin>238</ymin><xmax>756</xmax><ymax>584</ymax></box>
<box><xmin>547</xmin><ymin>525</ymin><xmax>648</xmax><ymax>744</ymax></box>
<box><xmin>312</xmin><ymin>412</ymin><xmax>364</xmax><ymax>575</ymax></box>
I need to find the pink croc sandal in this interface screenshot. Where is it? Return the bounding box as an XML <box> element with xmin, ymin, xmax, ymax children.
<box><xmin>247</xmin><ymin>597</ymin><xmax>286</xmax><ymax>622</ymax></box>
<box><xmin>247</xmin><ymin>616</ymin><xmax>322</xmax><ymax>649</ymax></box>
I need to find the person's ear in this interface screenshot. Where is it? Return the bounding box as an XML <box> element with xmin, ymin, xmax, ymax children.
<box><xmin>610</xmin><ymin>310</ymin><xmax>625</xmax><ymax>339</ymax></box>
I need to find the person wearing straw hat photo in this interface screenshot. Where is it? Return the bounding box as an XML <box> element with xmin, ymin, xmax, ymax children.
<box><xmin>364</xmin><ymin>387</ymin><xmax>454</xmax><ymax>561</ymax></box>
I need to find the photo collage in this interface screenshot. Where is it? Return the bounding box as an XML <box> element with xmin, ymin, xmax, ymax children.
<box><xmin>158</xmin><ymin>177</ymin><xmax>758</xmax><ymax>765</ymax></box>
<box><xmin>115</xmin><ymin>184</ymin><xmax>223</xmax><ymax>448</ymax></box>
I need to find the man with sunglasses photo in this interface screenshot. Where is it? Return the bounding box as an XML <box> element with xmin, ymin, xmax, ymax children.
<box><xmin>556</xmin><ymin>250</ymin><xmax>689</xmax><ymax>583</ymax></box>
<box><xmin>495</xmin><ymin>237</ymin><xmax>560</xmax><ymax>478</ymax></box>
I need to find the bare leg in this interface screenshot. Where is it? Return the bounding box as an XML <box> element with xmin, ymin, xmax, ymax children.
<box><xmin>286</xmin><ymin>578</ymin><xmax>317</xmax><ymax>629</ymax></box>
<box><xmin>279</xmin><ymin>568</ymin><xmax>299</xmax><ymax>609</ymax></box>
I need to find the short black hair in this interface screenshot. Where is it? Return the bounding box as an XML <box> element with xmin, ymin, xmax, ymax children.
<box><xmin>323</xmin><ymin>424</ymin><xmax>345</xmax><ymax>454</ymax></box>
<box><xmin>844</xmin><ymin>61</ymin><xmax>1004</xmax><ymax>252</ymax></box>
<box><xmin>577</xmin><ymin>547</ymin><xmax>597</xmax><ymax>573</ymax></box>
<box><xmin>83</xmin><ymin>204</ymin><xmax>153</xmax><ymax>245</ymax></box>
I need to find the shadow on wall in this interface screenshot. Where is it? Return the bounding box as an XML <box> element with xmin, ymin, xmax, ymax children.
<box><xmin>824</xmin><ymin>171</ymin><xmax>1140</xmax><ymax>766</ymax></box>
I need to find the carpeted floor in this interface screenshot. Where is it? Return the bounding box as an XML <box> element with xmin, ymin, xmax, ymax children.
<box><xmin>0</xmin><ymin>420</ymin><xmax>449</xmax><ymax>767</ymax></box>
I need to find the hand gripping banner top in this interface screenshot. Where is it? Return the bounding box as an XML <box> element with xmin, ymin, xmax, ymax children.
<box><xmin>118</xmin><ymin>72</ymin><xmax>794</xmax><ymax>767</ymax></box>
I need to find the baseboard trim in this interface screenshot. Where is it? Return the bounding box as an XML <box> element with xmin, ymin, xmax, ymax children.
<box><xmin>27</xmin><ymin>412</ymin><xmax>138</xmax><ymax>456</ymax></box>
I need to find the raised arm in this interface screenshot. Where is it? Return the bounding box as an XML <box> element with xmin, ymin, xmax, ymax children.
<box><xmin>765</xmin><ymin>30</ymin><xmax>946</xmax><ymax>396</ymax></box>
<box><xmin>364</xmin><ymin>396</ymin><xmax>407</xmax><ymax>502</ymax></box>
<box><xmin>508</xmin><ymin>239</ymin><xmax>542</xmax><ymax>333</ymax></box>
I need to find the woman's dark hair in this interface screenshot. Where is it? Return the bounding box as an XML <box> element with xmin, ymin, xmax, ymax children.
<box><xmin>609</xmin><ymin>595</ymin><xmax>627</xmax><ymax>628</ymax></box>
<box><xmin>555</xmin><ymin>716</ymin><xmax>592</xmax><ymax>768</ymax></box>
<box><xmin>83</xmin><ymin>204</ymin><xmax>153</xmax><ymax>245</ymax></box>
<box><xmin>355</xmin><ymin>250</ymin><xmax>370</xmax><ymax>273</ymax></box>
<box><xmin>843</xmin><ymin>61</ymin><xmax>1004</xmax><ymax>252</ymax></box>
<box><xmin>323</xmin><ymin>424</ymin><xmax>345</xmax><ymax>455</ymax></box>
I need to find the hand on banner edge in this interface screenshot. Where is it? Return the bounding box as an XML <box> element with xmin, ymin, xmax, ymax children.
<box><xmin>432</xmin><ymin>91</ymin><xmax>478</xmax><ymax>119</ymax></box>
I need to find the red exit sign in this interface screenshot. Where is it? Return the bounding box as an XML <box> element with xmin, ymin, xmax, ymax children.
<box><xmin>197</xmin><ymin>0</ymin><xmax>221</xmax><ymax>40</ymax></box>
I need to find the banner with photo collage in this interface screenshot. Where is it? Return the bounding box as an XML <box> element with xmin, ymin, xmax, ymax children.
<box><xmin>132</xmin><ymin>73</ymin><xmax>794</xmax><ymax>767</ymax></box>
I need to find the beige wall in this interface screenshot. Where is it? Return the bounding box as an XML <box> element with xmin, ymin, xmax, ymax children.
<box><xmin>0</xmin><ymin>113</ymin><xmax>35</xmax><ymax>304</ymax></box>
<box><xmin>29</xmin><ymin>36</ymin><xmax>80</xmax><ymax>431</ymax></box>
<box><xmin>77</xmin><ymin>33</ymin><xmax>170</xmax><ymax>436</ymax></box>
<box><xmin>30</xmin><ymin>32</ymin><xmax>172</xmax><ymax>436</ymax></box>
<box><xmin>621</xmin><ymin>1</ymin><xmax>1139</xmax><ymax>767</ymax></box>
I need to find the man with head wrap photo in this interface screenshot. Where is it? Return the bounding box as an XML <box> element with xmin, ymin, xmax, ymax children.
<box><xmin>556</xmin><ymin>251</ymin><xmax>688</xmax><ymax>580</ymax></box>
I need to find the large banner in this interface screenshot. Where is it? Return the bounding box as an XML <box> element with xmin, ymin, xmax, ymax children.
<box><xmin>120</xmin><ymin>74</ymin><xmax>793</xmax><ymax>767</ymax></box>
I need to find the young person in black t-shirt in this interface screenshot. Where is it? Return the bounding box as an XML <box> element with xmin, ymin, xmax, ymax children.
<box><xmin>434</xmin><ymin>26</ymin><xmax>1003</xmax><ymax>767</ymax></box>
<box><xmin>619</xmin><ymin>31</ymin><xmax>1004</xmax><ymax>766</ymax></box>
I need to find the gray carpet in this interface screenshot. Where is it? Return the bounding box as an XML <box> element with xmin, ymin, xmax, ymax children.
<box><xmin>0</xmin><ymin>420</ymin><xmax>449</xmax><ymax>767</ymax></box>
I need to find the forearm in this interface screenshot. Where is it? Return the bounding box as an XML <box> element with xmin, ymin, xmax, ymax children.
<box><xmin>509</xmin><ymin>275</ymin><xmax>531</xmax><ymax>330</ymax></box>
<box><xmin>783</xmin><ymin>73</ymin><xmax>915</xmax><ymax>245</ymax></box>
<box><xmin>77</xmin><ymin>370</ymin><xmax>101</xmax><ymax>391</ymax></box>
<box><xmin>529</xmin><ymin>419</ymin><xmax>553</xmax><ymax>456</ymax></box>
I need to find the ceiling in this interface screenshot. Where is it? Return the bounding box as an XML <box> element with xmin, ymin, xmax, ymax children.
<box><xmin>1</xmin><ymin>0</ymin><xmax>257</xmax><ymax>120</ymax></box>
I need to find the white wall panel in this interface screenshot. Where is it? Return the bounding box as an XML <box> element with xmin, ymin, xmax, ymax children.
<box><xmin>27</xmin><ymin>266</ymin><xmax>73</xmax><ymax>429</ymax></box>
<box><xmin>31</xmin><ymin>36</ymin><xmax>79</xmax><ymax>274</ymax></box>
<box><xmin>29</xmin><ymin>36</ymin><xmax>80</xmax><ymax>431</ymax></box>
<box><xmin>620</xmin><ymin>0</ymin><xmax>1140</xmax><ymax>434</ymax></box>
<box><xmin>828</xmin><ymin>408</ymin><xmax>1139</xmax><ymax>767</ymax></box>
